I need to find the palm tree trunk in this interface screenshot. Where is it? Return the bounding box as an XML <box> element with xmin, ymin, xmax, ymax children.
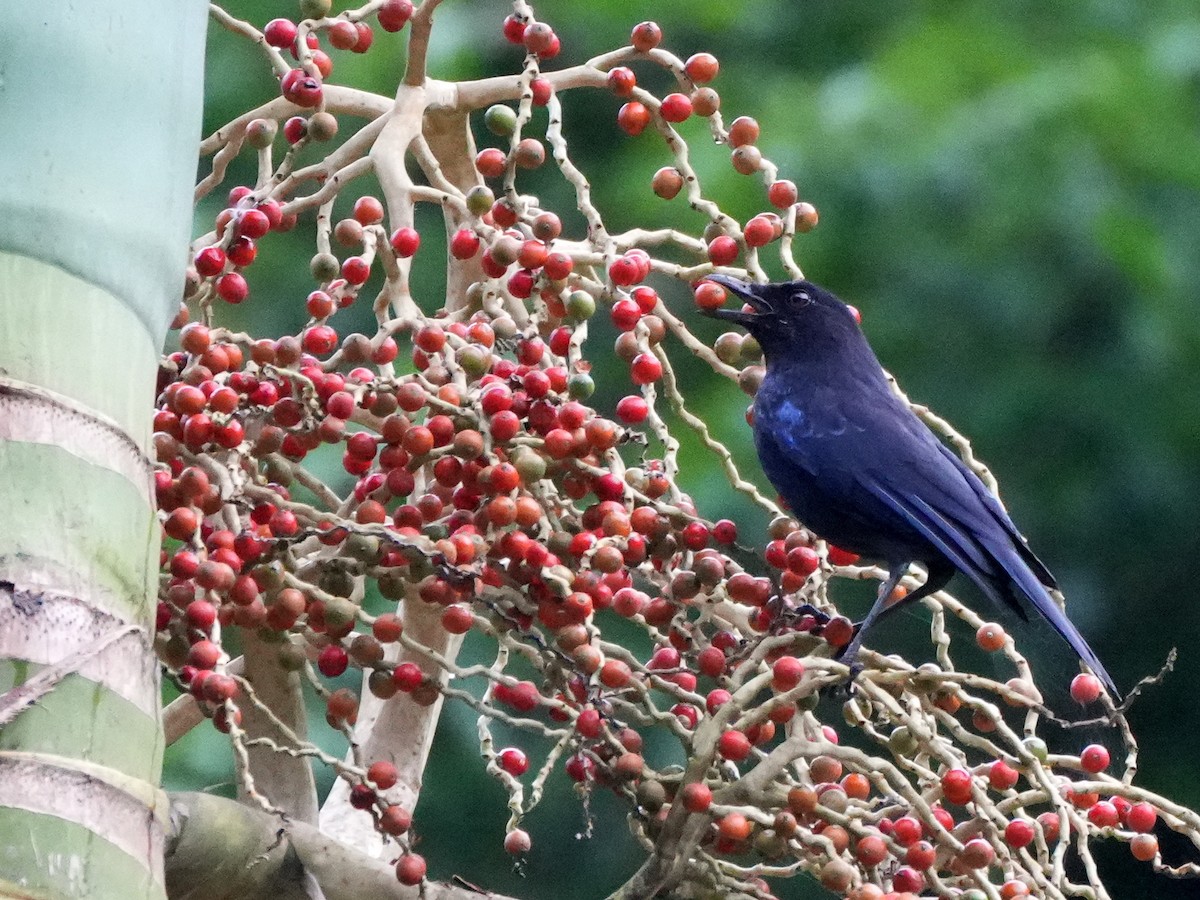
<box><xmin>0</xmin><ymin>3</ymin><xmax>206</xmax><ymax>897</ymax></box>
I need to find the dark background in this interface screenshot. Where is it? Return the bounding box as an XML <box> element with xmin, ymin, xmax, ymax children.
<box><xmin>174</xmin><ymin>1</ymin><xmax>1200</xmax><ymax>896</ymax></box>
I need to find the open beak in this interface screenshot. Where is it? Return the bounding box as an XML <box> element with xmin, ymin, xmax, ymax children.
<box><xmin>700</xmin><ymin>274</ymin><xmax>772</xmax><ymax>326</ymax></box>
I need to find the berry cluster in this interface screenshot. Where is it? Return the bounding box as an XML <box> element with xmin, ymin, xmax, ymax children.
<box><xmin>172</xmin><ymin>5</ymin><xmax>1180</xmax><ymax>898</ymax></box>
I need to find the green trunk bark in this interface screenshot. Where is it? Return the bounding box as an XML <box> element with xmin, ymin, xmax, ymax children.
<box><xmin>0</xmin><ymin>3</ymin><xmax>206</xmax><ymax>898</ymax></box>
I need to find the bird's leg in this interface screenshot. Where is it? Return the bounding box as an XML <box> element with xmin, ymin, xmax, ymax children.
<box><xmin>862</xmin><ymin>560</ymin><xmax>956</xmax><ymax>630</ymax></box>
<box><xmin>764</xmin><ymin>569</ymin><xmax>830</xmax><ymax>631</ymax></box>
<box><xmin>835</xmin><ymin>563</ymin><xmax>912</xmax><ymax>678</ymax></box>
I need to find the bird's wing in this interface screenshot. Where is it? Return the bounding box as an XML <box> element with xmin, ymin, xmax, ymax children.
<box><xmin>867</xmin><ymin>465</ymin><xmax>1115</xmax><ymax>691</ymax></box>
<box><xmin>765</xmin><ymin>392</ymin><xmax>1115</xmax><ymax>692</ymax></box>
<box><xmin>931</xmin><ymin>442</ymin><xmax>1057</xmax><ymax>589</ymax></box>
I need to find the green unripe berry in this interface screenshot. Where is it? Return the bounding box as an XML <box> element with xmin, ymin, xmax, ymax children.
<box><xmin>484</xmin><ymin>104</ymin><xmax>518</xmax><ymax>136</ymax></box>
<box><xmin>465</xmin><ymin>185</ymin><xmax>495</xmax><ymax>217</ymax></box>
<box><xmin>565</xmin><ymin>290</ymin><xmax>596</xmax><ymax>322</ymax></box>
<box><xmin>567</xmin><ymin>372</ymin><xmax>595</xmax><ymax>399</ymax></box>
<box><xmin>299</xmin><ymin>0</ymin><xmax>332</xmax><ymax>19</ymax></box>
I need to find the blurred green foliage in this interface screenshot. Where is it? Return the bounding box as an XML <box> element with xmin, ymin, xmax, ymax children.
<box><xmin>176</xmin><ymin>1</ymin><xmax>1200</xmax><ymax>895</ymax></box>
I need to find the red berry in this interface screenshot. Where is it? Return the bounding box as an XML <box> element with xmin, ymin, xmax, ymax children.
<box><xmin>608</xmin><ymin>255</ymin><xmax>642</xmax><ymax>286</ymax></box>
<box><xmin>767</xmin><ymin>179</ymin><xmax>797</xmax><ymax>209</ymax></box>
<box><xmin>685</xmin><ymin>52</ymin><xmax>719</xmax><ymax>84</ymax></box>
<box><xmin>610</xmin><ymin>298</ymin><xmax>641</xmax><ymax>331</ymax></box>
<box><xmin>1070</xmin><ymin>673</ymin><xmax>1103</xmax><ymax>704</ymax></box>
<box><xmin>393</xmin><ymin>662</ymin><xmax>423</xmax><ymax>692</ymax></box>
<box><xmin>238</xmin><ymin>208</ymin><xmax>271</xmax><ymax>239</ymax></box>
<box><xmin>659</xmin><ymin>93</ymin><xmax>692</xmax><ymax>123</ymax></box>
<box><xmin>283</xmin><ymin>116</ymin><xmax>307</xmax><ymax>144</ymax></box>
<box><xmin>961</xmin><ymin>837</ymin><xmax>995</xmax><ymax>869</ymax></box>
<box><xmin>694</xmin><ymin>281</ymin><xmax>726</xmax><ymax>310</ymax></box>
<box><xmin>680</xmin><ymin>782</ymin><xmax>712</xmax><ymax>813</ymax></box>
<box><xmin>395</xmin><ymin>853</ymin><xmax>426</xmax><ymax>885</ymax></box>
<box><xmin>440</xmin><ymin>604</ymin><xmax>473</xmax><ymax>634</ymax></box>
<box><xmin>281</xmin><ymin>69</ymin><xmax>323</xmax><ymax>108</ymax></box>
<box><xmin>194</xmin><ymin>247</ymin><xmax>226</xmax><ymax>277</ymax></box>
<box><xmin>630</xmin><ymin>21</ymin><xmax>662</xmax><ymax>52</ymax></box>
<box><xmin>607</xmin><ymin>66</ymin><xmax>636</xmax><ymax>96</ymax></box>
<box><xmin>1080</xmin><ymin>744</ymin><xmax>1110</xmax><ymax>773</ymax></box>
<box><xmin>450</xmin><ymin>229</ymin><xmax>480</xmax><ymax>259</ymax></box>
<box><xmin>565</xmin><ymin>753</ymin><xmax>595</xmax><ymax>782</ymax></box>
<box><xmin>1131</xmin><ymin>832</ymin><xmax>1158</xmax><ymax>862</ymax></box>
<box><xmin>475</xmin><ymin>147</ymin><xmax>507</xmax><ymax>178</ymax></box>
<box><xmin>377</xmin><ymin>0</ymin><xmax>414</xmax><ymax>32</ymax></box>
<box><xmin>522</xmin><ymin>22</ymin><xmax>556</xmax><ymax>56</ymax></box>
<box><xmin>631</xmin><ymin>286</ymin><xmax>659</xmax><ymax>313</ymax></box>
<box><xmin>575</xmin><ymin>708</ymin><xmax>602</xmax><ymax>738</ymax></box>
<box><xmin>501</xmin><ymin>14</ymin><xmax>526</xmax><ymax>44</ymax></box>
<box><xmin>771</xmin><ymin>656</ymin><xmax>804</xmax><ymax>691</ymax></box>
<box><xmin>891</xmin><ymin>816</ymin><xmax>922</xmax><ymax>847</ymax></box>
<box><xmin>352</xmin><ymin>22</ymin><xmax>374</xmax><ymax>53</ymax></box>
<box><xmin>543</xmin><ymin>251</ymin><xmax>573</xmax><ymax>280</ymax></box>
<box><xmin>743</xmin><ymin>215</ymin><xmax>776</xmax><ymax>247</ymax></box>
<box><xmin>989</xmin><ymin>759</ymin><xmax>1020</xmax><ymax>791</ymax></box>
<box><xmin>629</xmin><ymin>353</ymin><xmax>662</xmax><ymax>385</ymax></box>
<box><xmin>1038</xmin><ymin>811</ymin><xmax>1062</xmax><ymax>844</ymax></box>
<box><xmin>497</xmin><ymin>747</ymin><xmax>529</xmax><ymax>776</ymax></box>
<box><xmin>389</xmin><ymin>226</ymin><xmax>420</xmax><ymax>257</ymax></box>
<box><xmin>854</xmin><ymin>834</ymin><xmax>888</xmax><ymax>867</ymax></box>
<box><xmin>728</xmin><ymin>115</ymin><xmax>760</xmax><ymax>147</ymax></box>
<box><xmin>786</xmin><ymin>545</ymin><xmax>819</xmax><ymax>576</ymax></box>
<box><xmin>718</xmin><ymin>730</ymin><xmax>751</xmax><ymax>762</ymax></box>
<box><xmin>1004</xmin><ymin>818</ymin><xmax>1035</xmax><ymax>848</ymax></box>
<box><xmin>616</xmin><ymin>395</ymin><xmax>649</xmax><ymax>424</ymax></box>
<box><xmin>341</xmin><ymin>256</ymin><xmax>370</xmax><ymax>285</ymax></box>
<box><xmin>617</xmin><ymin>102</ymin><xmax>651</xmax><ymax>136</ymax></box>
<box><xmin>364</xmin><ymin>763</ymin><xmax>398</xmax><ymax>787</ymax></box>
<box><xmin>227</xmin><ymin>237</ymin><xmax>257</xmax><ymax>268</ymax></box>
<box><xmin>353</xmin><ymin>196</ymin><xmax>384</xmax><ymax>225</ymax></box>
<box><xmin>599</xmin><ymin>659</ymin><xmax>632</xmax><ymax>689</ymax></box>
<box><xmin>530</xmin><ymin>77</ymin><xmax>553</xmax><ymax>106</ymax></box>
<box><xmin>263</xmin><ymin>18</ymin><xmax>297</xmax><ymax>49</ymax></box>
<box><xmin>680</xmin><ymin>521</ymin><xmax>709</xmax><ymax>550</ymax></box>
<box><xmin>318</xmin><ymin>644</ymin><xmax>349</xmax><ymax>677</ymax></box>
<box><xmin>216</xmin><ymin>272</ymin><xmax>248</xmax><ymax>304</ymax></box>
<box><xmin>893</xmin><ymin>867</ymin><xmax>925</xmax><ymax>893</ymax></box>
<box><xmin>707</xmin><ymin>235</ymin><xmax>739</xmax><ymax>266</ymax></box>
<box><xmin>329</xmin><ymin>21</ymin><xmax>360</xmax><ymax>51</ymax></box>
<box><xmin>1126</xmin><ymin>801</ymin><xmax>1157</xmax><ymax>833</ymax></box>
<box><xmin>1088</xmin><ymin>800</ymin><xmax>1120</xmax><ymax>828</ymax></box>
<box><xmin>941</xmin><ymin>768</ymin><xmax>974</xmax><ymax>805</ymax></box>
<box><xmin>303</xmin><ymin>325</ymin><xmax>338</xmax><ymax>356</ymax></box>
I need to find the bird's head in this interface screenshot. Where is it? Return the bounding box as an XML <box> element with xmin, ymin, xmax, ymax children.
<box><xmin>701</xmin><ymin>276</ymin><xmax>862</xmax><ymax>360</ymax></box>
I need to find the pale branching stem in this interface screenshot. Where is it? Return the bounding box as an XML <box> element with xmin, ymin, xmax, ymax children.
<box><xmin>208</xmin><ymin>3</ymin><xmax>290</xmax><ymax>77</ymax></box>
<box><xmin>403</xmin><ymin>0</ymin><xmax>444</xmax><ymax>87</ymax></box>
<box><xmin>281</xmin><ymin>155</ymin><xmax>374</xmax><ymax>219</ymax></box>
<box><xmin>652</xmin><ymin>343</ymin><xmax>783</xmax><ymax>518</ymax></box>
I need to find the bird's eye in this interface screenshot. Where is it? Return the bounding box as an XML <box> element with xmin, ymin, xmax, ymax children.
<box><xmin>794</xmin><ymin>291</ymin><xmax>812</xmax><ymax>308</ymax></box>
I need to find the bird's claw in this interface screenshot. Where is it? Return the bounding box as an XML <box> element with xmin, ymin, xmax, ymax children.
<box><xmin>766</xmin><ymin>597</ymin><xmax>831</xmax><ymax>634</ymax></box>
<box><xmin>828</xmin><ymin>655</ymin><xmax>865</xmax><ymax>699</ymax></box>
<box><xmin>793</xmin><ymin>603</ymin><xmax>832</xmax><ymax>625</ymax></box>
<box><xmin>828</xmin><ymin>662</ymin><xmax>863</xmax><ymax>699</ymax></box>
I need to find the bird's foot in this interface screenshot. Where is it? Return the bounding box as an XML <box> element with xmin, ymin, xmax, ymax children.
<box><xmin>793</xmin><ymin>603</ymin><xmax>832</xmax><ymax>625</ymax></box>
<box><xmin>827</xmin><ymin>662</ymin><xmax>863</xmax><ymax>699</ymax></box>
<box><xmin>767</xmin><ymin>598</ymin><xmax>831</xmax><ymax>634</ymax></box>
<box><xmin>825</xmin><ymin>647</ymin><xmax>865</xmax><ymax>698</ymax></box>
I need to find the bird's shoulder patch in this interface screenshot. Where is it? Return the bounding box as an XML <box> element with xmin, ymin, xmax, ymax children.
<box><xmin>762</xmin><ymin>388</ymin><xmax>867</xmax><ymax>442</ymax></box>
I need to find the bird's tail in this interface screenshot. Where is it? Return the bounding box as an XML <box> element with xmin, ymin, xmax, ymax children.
<box><xmin>995</xmin><ymin>547</ymin><xmax>1118</xmax><ymax>698</ymax></box>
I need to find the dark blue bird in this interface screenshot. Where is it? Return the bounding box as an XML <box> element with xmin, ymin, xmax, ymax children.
<box><xmin>704</xmin><ymin>275</ymin><xmax>1116</xmax><ymax>696</ymax></box>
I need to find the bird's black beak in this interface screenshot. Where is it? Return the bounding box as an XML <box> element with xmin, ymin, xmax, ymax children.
<box><xmin>700</xmin><ymin>274</ymin><xmax>772</xmax><ymax>327</ymax></box>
